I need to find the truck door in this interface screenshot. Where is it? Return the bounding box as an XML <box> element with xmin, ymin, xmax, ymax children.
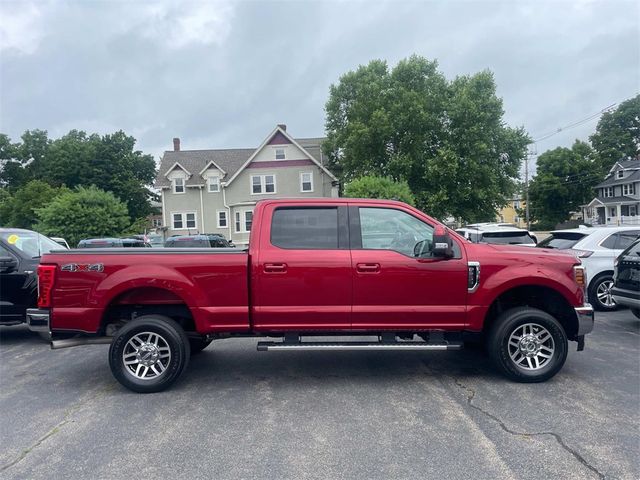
<box><xmin>349</xmin><ymin>205</ymin><xmax>468</xmax><ymax>329</ymax></box>
<box><xmin>252</xmin><ymin>204</ymin><xmax>352</xmax><ymax>331</ymax></box>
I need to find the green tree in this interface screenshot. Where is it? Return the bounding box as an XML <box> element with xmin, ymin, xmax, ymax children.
<box><xmin>344</xmin><ymin>176</ymin><xmax>415</xmax><ymax>205</ymax></box>
<box><xmin>590</xmin><ymin>95</ymin><xmax>640</xmax><ymax>171</ymax></box>
<box><xmin>0</xmin><ymin>180</ymin><xmax>66</xmax><ymax>228</ymax></box>
<box><xmin>36</xmin><ymin>186</ymin><xmax>130</xmax><ymax>247</ymax></box>
<box><xmin>324</xmin><ymin>55</ymin><xmax>530</xmax><ymax>221</ymax></box>
<box><xmin>528</xmin><ymin>140</ymin><xmax>597</xmax><ymax>228</ymax></box>
<box><xmin>0</xmin><ymin>129</ymin><xmax>156</xmax><ymax>218</ymax></box>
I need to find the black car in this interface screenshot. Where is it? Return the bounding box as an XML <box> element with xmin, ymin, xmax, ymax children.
<box><xmin>77</xmin><ymin>238</ymin><xmax>149</xmax><ymax>248</ymax></box>
<box><xmin>164</xmin><ymin>234</ymin><xmax>232</xmax><ymax>248</ymax></box>
<box><xmin>612</xmin><ymin>237</ymin><xmax>640</xmax><ymax>319</ymax></box>
<box><xmin>0</xmin><ymin>228</ymin><xmax>64</xmax><ymax>325</ymax></box>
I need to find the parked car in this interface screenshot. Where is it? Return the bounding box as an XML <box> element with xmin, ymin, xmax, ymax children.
<box><xmin>50</xmin><ymin>237</ymin><xmax>70</xmax><ymax>249</ymax></box>
<box><xmin>611</xmin><ymin>238</ymin><xmax>640</xmax><ymax>319</ymax></box>
<box><xmin>536</xmin><ymin>226</ymin><xmax>640</xmax><ymax>311</ymax></box>
<box><xmin>456</xmin><ymin>224</ymin><xmax>537</xmax><ymax>246</ymax></box>
<box><xmin>146</xmin><ymin>233</ymin><xmax>165</xmax><ymax>248</ymax></box>
<box><xmin>26</xmin><ymin>199</ymin><xmax>593</xmax><ymax>393</ymax></box>
<box><xmin>0</xmin><ymin>228</ymin><xmax>64</xmax><ymax>326</ymax></box>
<box><xmin>77</xmin><ymin>238</ymin><xmax>149</xmax><ymax>248</ymax></box>
<box><xmin>164</xmin><ymin>234</ymin><xmax>232</xmax><ymax>248</ymax></box>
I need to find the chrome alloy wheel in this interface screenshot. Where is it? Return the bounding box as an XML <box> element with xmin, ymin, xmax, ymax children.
<box><xmin>507</xmin><ymin>323</ymin><xmax>555</xmax><ymax>371</ymax></box>
<box><xmin>122</xmin><ymin>332</ymin><xmax>171</xmax><ymax>380</ymax></box>
<box><xmin>596</xmin><ymin>279</ymin><xmax>616</xmax><ymax>308</ymax></box>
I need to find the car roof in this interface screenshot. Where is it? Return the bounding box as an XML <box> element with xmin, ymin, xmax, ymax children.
<box><xmin>459</xmin><ymin>225</ymin><xmax>529</xmax><ymax>233</ymax></box>
<box><xmin>0</xmin><ymin>228</ymin><xmax>39</xmax><ymax>234</ymax></box>
<box><xmin>551</xmin><ymin>226</ymin><xmax>640</xmax><ymax>234</ymax></box>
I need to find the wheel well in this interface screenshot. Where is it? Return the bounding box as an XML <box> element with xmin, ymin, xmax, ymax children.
<box><xmin>484</xmin><ymin>286</ymin><xmax>579</xmax><ymax>340</ymax></box>
<box><xmin>100</xmin><ymin>287</ymin><xmax>196</xmax><ymax>335</ymax></box>
<box><xmin>588</xmin><ymin>270</ymin><xmax>613</xmax><ymax>290</ymax></box>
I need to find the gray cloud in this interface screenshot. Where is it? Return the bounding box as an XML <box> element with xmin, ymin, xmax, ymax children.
<box><xmin>1</xmin><ymin>0</ymin><xmax>638</xmax><ymax>173</ymax></box>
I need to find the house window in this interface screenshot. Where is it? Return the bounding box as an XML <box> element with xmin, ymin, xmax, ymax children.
<box><xmin>251</xmin><ymin>174</ymin><xmax>276</xmax><ymax>194</ymax></box>
<box><xmin>604</xmin><ymin>187</ymin><xmax>614</xmax><ymax>198</ymax></box>
<box><xmin>617</xmin><ymin>170</ymin><xmax>624</xmax><ymax>179</ymax></box>
<box><xmin>300</xmin><ymin>172</ymin><xmax>313</xmax><ymax>192</ymax></box>
<box><xmin>623</xmin><ymin>183</ymin><xmax>635</xmax><ymax>196</ymax></box>
<box><xmin>513</xmin><ymin>201</ymin><xmax>520</xmax><ymax>209</ymax></box>
<box><xmin>172</xmin><ymin>212</ymin><xmax>197</xmax><ymax>230</ymax></box>
<box><xmin>610</xmin><ymin>207</ymin><xmax>616</xmax><ymax>217</ymax></box>
<box><xmin>630</xmin><ymin>205</ymin><xmax>637</xmax><ymax>216</ymax></box>
<box><xmin>152</xmin><ymin>218</ymin><xmax>162</xmax><ymax>228</ymax></box>
<box><xmin>234</xmin><ymin>210</ymin><xmax>253</xmax><ymax>232</ymax></box>
<box><xmin>275</xmin><ymin>148</ymin><xmax>285</xmax><ymax>160</ymax></box>
<box><xmin>173</xmin><ymin>177</ymin><xmax>185</xmax><ymax>194</ymax></box>
<box><xmin>208</xmin><ymin>176</ymin><xmax>220</xmax><ymax>192</ymax></box>
<box><xmin>217</xmin><ymin>211</ymin><xmax>227</xmax><ymax>228</ymax></box>
<box><xmin>514</xmin><ymin>216</ymin><xmax>520</xmax><ymax>223</ymax></box>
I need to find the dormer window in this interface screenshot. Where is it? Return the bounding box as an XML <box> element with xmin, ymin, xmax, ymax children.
<box><xmin>617</xmin><ymin>170</ymin><xmax>624</xmax><ymax>179</ymax></box>
<box><xmin>275</xmin><ymin>148</ymin><xmax>285</xmax><ymax>160</ymax></box>
<box><xmin>173</xmin><ymin>177</ymin><xmax>185</xmax><ymax>194</ymax></box>
<box><xmin>208</xmin><ymin>176</ymin><xmax>220</xmax><ymax>193</ymax></box>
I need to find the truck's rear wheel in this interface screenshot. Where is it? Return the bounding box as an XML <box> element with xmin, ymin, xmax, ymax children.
<box><xmin>109</xmin><ymin>315</ymin><xmax>190</xmax><ymax>393</ymax></box>
<box><xmin>488</xmin><ymin>307</ymin><xmax>567</xmax><ymax>383</ymax></box>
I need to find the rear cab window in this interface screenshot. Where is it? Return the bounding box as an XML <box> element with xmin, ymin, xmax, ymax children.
<box><xmin>480</xmin><ymin>231</ymin><xmax>535</xmax><ymax>245</ymax></box>
<box><xmin>270</xmin><ymin>207</ymin><xmax>343</xmax><ymax>249</ymax></box>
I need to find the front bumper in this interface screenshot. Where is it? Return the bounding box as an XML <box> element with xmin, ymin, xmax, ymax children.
<box><xmin>611</xmin><ymin>287</ymin><xmax>640</xmax><ymax>309</ymax></box>
<box><xmin>575</xmin><ymin>304</ymin><xmax>594</xmax><ymax>336</ymax></box>
<box><xmin>26</xmin><ymin>308</ymin><xmax>50</xmax><ymax>333</ymax></box>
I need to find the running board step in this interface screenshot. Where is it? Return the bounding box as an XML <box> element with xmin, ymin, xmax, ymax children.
<box><xmin>257</xmin><ymin>341</ymin><xmax>463</xmax><ymax>352</ymax></box>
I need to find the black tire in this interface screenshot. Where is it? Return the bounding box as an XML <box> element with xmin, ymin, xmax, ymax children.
<box><xmin>589</xmin><ymin>274</ymin><xmax>617</xmax><ymax>312</ymax></box>
<box><xmin>487</xmin><ymin>307</ymin><xmax>568</xmax><ymax>383</ymax></box>
<box><xmin>189</xmin><ymin>337</ymin><xmax>213</xmax><ymax>355</ymax></box>
<box><xmin>631</xmin><ymin>309</ymin><xmax>640</xmax><ymax>320</ymax></box>
<box><xmin>109</xmin><ymin>315</ymin><xmax>190</xmax><ymax>393</ymax></box>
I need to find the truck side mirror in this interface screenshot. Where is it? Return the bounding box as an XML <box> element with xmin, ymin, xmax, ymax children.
<box><xmin>431</xmin><ymin>226</ymin><xmax>454</xmax><ymax>258</ymax></box>
<box><xmin>0</xmin><ymin>256</ymin><xmax>18</xmax><ymax>273</ymax></box>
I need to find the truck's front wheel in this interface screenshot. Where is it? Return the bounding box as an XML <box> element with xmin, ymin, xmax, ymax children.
<box><xmin>109</xmin><ymin>315</ymin><xmax>190</xmax><ymax>393</ymax></box>
<box><xmin>488</xmin><ymin>307</ymin><xmax>568</xmax><ymax>383</ymax></box>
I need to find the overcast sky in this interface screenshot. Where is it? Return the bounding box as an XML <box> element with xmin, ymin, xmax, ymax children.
<box><xmin>1</xmin><ymin>0</ymin><xmax>638</xmax><ymax>173</ymax></box>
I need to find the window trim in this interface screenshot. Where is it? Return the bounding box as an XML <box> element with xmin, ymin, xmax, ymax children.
<box><xmin>300</xmin><ymin>171</ymin><xmax>314</xmax><ymax>193</ymax></box>
<box><xmin>172</xmin><ymin>177</ymin><xmax>185</xmax><ymax>194</ymax></box>
<box><xmin>622</xmin><ymin>183</ymin><xmax>635</xmax><ymax>196</ymax></box>
<box><xmin>217</xmin><ymin>210</ymin><xmax>227</xmax><ymax>228</ymax></box>
<box><xmin>207</xmin><ymin>176</ymin><xmax>220</xmax><ymax>193</ymax></box>
<box><xmin>234</xmin><ymin>208</ymin><xmax>254</xmax><ymax>233</ymax></box>
<box><xmin>617</xmin><ymin>170</ymin><xmax>624</xmax><ymax>179</ymax></box>
<box><xmin>275</xmin><ymin>147</ymin><xmax>286</xmax><ymax>160</ymax></box>
<box><xmin>250</xmin><ymin>174</ymin><xmax>277</xmax><ymax>195</ymax></box>
<box><xmin>270</xmin><ymin>206</ymin><xmax>349</xmax><ymax>250</ymax></box>
<box><xmin>604</xmin><ymin>187</ymin><xmax>614</xmax><ymax>198</ymax></box>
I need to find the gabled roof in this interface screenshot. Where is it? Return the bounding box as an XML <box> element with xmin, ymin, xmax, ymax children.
<box><xmin>164</xmin><ymin>162</ymin><xmax>191</xmax><ymax>178</ymax></box>
<box><xmin>198</xmin><ymin>160</ymin><xmax>226</xmax><ymax>176</ymax></box>
<box><xmin>225</xmin><ymin>126</ymin><xmax>337</xmax><ymax>186</ymax></box>
<box><xmin>595</xmin><ymin>167</ymin><xmax>640</xmax><ymax>188</ymax></box>
<box><xmin>155</xmin><ymin>129</ymin><xmax>333</xmax><ymax>189</ymax></box>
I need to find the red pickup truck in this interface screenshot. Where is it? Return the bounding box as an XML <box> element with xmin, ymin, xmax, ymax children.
<box><xmin>27</xmin><ymin>199</ymin><xmax>594</xmax><ymax>393</ymax></box>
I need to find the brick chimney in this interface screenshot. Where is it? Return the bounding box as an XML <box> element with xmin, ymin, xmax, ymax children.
<box><xmin>277</xmin><ymin>124</ymin><xmax>286</xmax><ymax>131</ymax></box>
<box><xmin>173</xmin><ymin>137</ymin><xmax>181</xmax><ymax>151</ymax></box>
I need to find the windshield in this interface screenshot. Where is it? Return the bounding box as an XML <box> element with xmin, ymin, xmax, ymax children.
<box><xmin>0</xmin><ymin>231</ymin><xmax>64</xmax><ymax>257</ymax></box>
<box><xmin>537</xmin><ymin>232</ymin><xmax>587</xmax><ymax>250</ymax></box>
<box><xmin>481</xmin><ymin>231</ymin><xmax>535</xmax><ymax>245</ymax></box>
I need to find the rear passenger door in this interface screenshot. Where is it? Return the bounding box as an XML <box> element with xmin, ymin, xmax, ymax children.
<box><xmin>251</xmin><ymin>205</ymin><xmax>352</xmax><ymax>331</ymax></box>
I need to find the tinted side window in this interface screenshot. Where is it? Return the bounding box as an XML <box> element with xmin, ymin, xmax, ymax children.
<box><xmin>600</xmin><ymin>234</ymin><xmax>618</xmax><ymax>249</ymax></box>
<box><xmin>271</xmin><ymin>208</ymin><xmax>339</xmax><ymax>249</ymax></box>
<box><xmin>616</xmin><ymin>231</ymin><xmax>640</xmax><ymax>250</ymax></box>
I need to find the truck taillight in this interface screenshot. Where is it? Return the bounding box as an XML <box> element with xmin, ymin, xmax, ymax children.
<box><xmin>37</xmin><ymin>265</ymin><xmax>57</xmax><ymax>308</ymax></box>
<box><xmin>573</xmin><ymin>265</ymin><xmax>587</xmax><ymax>290</ymax></box>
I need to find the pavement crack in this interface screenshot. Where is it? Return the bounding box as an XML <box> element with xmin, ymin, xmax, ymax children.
<box><xmin>453</xmin><ymin>378</ymin><xmax>606</xmax><ymax>480</ymax></box>
<box><xmin>0</xmin><ymin>385</ymin><xmax>114</xmax><ymax>473</ymax></box>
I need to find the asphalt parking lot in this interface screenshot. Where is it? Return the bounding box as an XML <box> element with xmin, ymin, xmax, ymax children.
<box><xmin>1</xmin><ymin>310</ymin><xmax>638</xmax><ymax>480</ymax></box>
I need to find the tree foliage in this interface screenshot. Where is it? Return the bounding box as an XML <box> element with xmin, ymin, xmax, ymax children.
<box><xmin>36</xmin><ymin>186</ymin><xmax>130</xmax><ymax>247</ymax></box>
<box><xmin>324</xmin><ymin>55</ymin><xmax>530</xmax><ymax>221</ymax></box>
<box><xmin>590</xmin><ymin>95</ymin><xmax>640</xmax><ymax>170</ymax></box>
<box><xmin>344</xmin><ymin>176</ymin><xmax>415</xmax><ymax>205</ymax></box>
<box><xmin>528</xmin><ymin>141</ymin><xmax>597</xmax><ymax>228</ymax></box>
<box><xmin>0</xmin><ymin>180</ymin><xmax>67</xmax><ymax>228</ymax></box>
<box><xmin>0</xmin><ymin>129</ymin><xmax>156</xmax><ymax>219</ymax></box>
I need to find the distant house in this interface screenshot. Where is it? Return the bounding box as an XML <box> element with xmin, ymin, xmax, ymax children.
<box><xmin>154</xmin><ymin>125</ymin><xmax>339</xmax><ymax>246</ymax></box>
<box><xmin>497</xmin><ymin>195</ymin><xmax>526</xmax><ymax>228</ymax></box>
<box><xmin>582</xmin><ymin>159</ymin><xmax>640</xmax><ymax>225</ymax></box>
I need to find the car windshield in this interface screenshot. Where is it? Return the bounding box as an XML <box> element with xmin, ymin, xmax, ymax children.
<box><xmin>620</xmin><ymin>238</ymin><xmax>640</xmax><ymax>257</ymax></box>
<box><xmin>536</xmin><ymin>232</ymin><xmax>587</xmax><ymax>250</ymax></box>
<box><xmin>0</xmin><ymin>231</ymin><xmax>63</xmax><ymax>257</ymax></box>
<box><xmin>481</xmin><ymin>231</ymin><xmax>535</xmax><ymax>245</ymax></box>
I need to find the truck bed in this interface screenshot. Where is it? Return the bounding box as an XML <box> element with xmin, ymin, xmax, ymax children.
<box><xmin>44</xmin><ymin>248</ymin><xmax>250</xmax><ymax>334</ymax></box>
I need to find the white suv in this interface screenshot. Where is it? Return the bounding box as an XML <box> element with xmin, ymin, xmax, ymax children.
<box><xmin>537</xmin><ymin>226</ymin><xmax>640</xmax><ymax>311</ymax></box>
<box><xmin>456</xmin><ymin>224</ymin><xmax>537</xmax><ymax>247</ymax></box>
